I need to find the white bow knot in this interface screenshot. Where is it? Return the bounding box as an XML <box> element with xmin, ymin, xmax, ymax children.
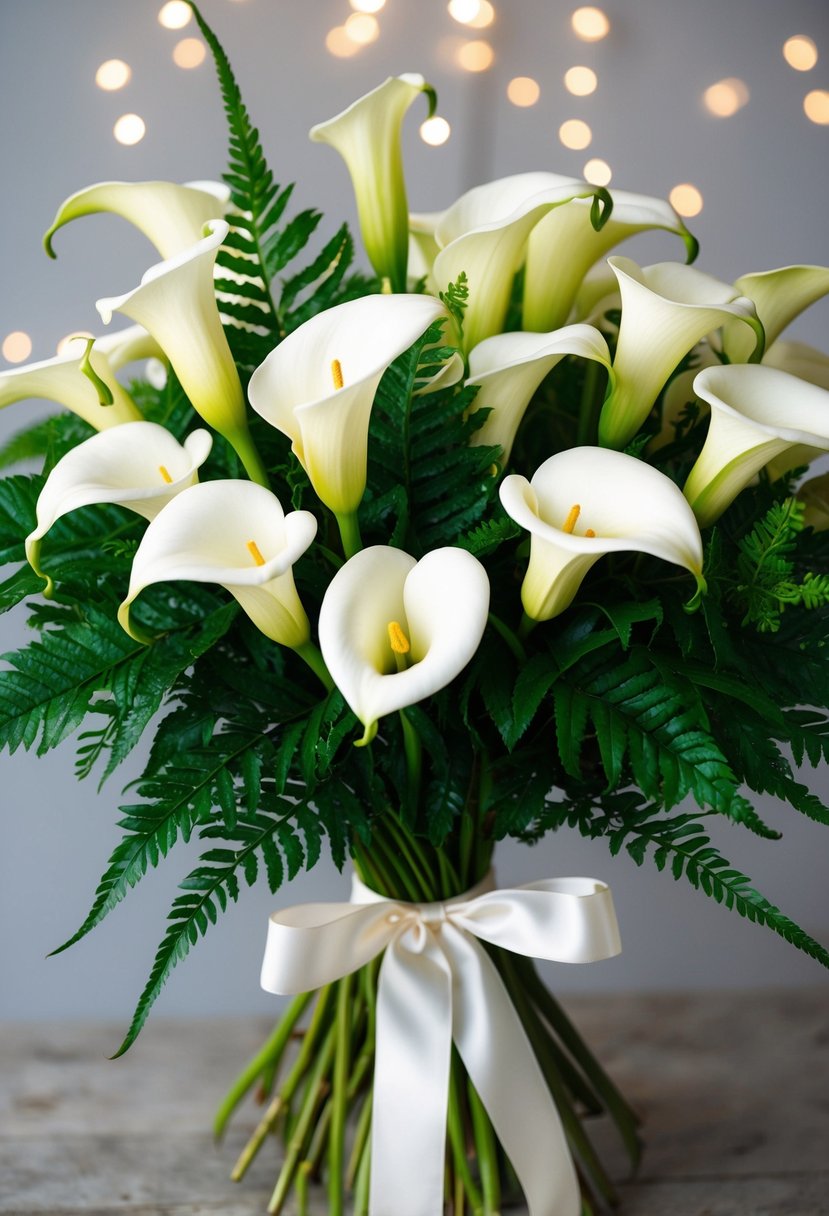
<box><xmin>261</xmin><ymin>872</ymin><xmax>621</xmax><ymax>1216</ymax></box>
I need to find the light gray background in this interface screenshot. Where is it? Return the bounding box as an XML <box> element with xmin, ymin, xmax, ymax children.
<box><xmin>1</xmin><ymin>0</ymin><xmax>828</xmax><ymax>1030</ymax></box>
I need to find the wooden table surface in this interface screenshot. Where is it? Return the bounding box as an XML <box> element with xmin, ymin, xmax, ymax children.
<box><xmin>1</xmin><ymin>989</ymin><xmax>827</xmax><ymax>1215</ymax></box>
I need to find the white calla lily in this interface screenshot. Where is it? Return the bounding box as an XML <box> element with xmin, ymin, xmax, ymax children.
<box><xmin>97</xmin><ymin>220</ymin><xmax>266</xmax><ymax>486</ymax></box>
<box><xmin>683</xmin><ymin>364</ymin><xmax>829</xmax><ymax>527</ymax></box>
<box><xmin>318</xmin><ymin>545</ymin><xmax>490</xmax><ymax>744</ymax></box>
<box><xmin>466</xmin><ymin>324</ymin><xmax>612</xmax><ymax>467</ymax></box>
<box><xmin>43</xmin><ymin>179</ymin><xmax>229</xmax><ymax>260</ymax></box>
<box><xmin>118</xmin><ymin>480</ymin><xmax>317</xmax><ymax>652</ymax></box>
<box><xmin>598</xmin><ymin>257</ymin><xmax>764</xmax><ymax>450</ymax></box>
<box><xmin>432</xmin><ymin>172</ymin><xmax>612</xmax><ymax>351</ymax></box>
<box><xmin>311</xmin><ymin>75</ymin><xmax>436</xmax><ymax>292</ymax></box>
<box><xmin>524</xmin><ymin>189</ymin><xmax>697</xmax><ymax>332</ymax></box>
<box><xmin>408</xmin><ymin>211</ymin><xmax>443</xmax><ymax>288</ymax></box>
<box><xmin>0</xmin><ymin>338</ymin><xmax>142</xmax><ymax>430</ymax></box>
<box><xmin>500</xmin><ymin>446</ymin><xmax>704</xmax><ymax>621</ymax></box>
<box><xmin>248</xmin><ymin>293</ymin><xmax>448</xmax><ymax>544</ymax></box>
<box><xmin>722</xmin><ymin>265</ymin><xmax>829</xmax><ymax>363</ymax></box>
<box><xmin>26</xmin><ymin>421</ymin><xmax>212</xmax><ymax>595</ymax></box>
<box><xmin>764</xmin><ymin>339</ymin><xmax>829</xmax><ymax>391</ymax></box>
<box><xmin>797</xmin><ymin>471</ymin><xmax>829</xmax><ymax>532</ymax></box>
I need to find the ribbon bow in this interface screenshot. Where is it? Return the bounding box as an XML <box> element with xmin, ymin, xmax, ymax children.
<box><xmin>260</xmin><ymin>872</ymin><xmax>621</xmax><ymax>1216</ymax></box>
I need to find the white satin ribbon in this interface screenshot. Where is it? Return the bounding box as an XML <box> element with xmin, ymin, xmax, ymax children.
<box><xmin>260</xmin><ymin>871</ymin><xmax>621</xmax><ymax>1216</ymax></box>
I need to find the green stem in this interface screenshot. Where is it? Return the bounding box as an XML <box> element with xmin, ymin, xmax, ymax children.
<box><xmin>468</xmin><ymin>1079</ymin><xmax>500</xmax><ymax>1214</ymax></box>
<box><xmin>280</xmin><ymin>985</ymin><xmax>334</xmax><ymax>1105</ymax></box>
<box><xmin>398</xmin><ymin>709</ymin><xmax>423</xmax><ymax>822</ymax></box>
<box><xmin>294</xmin><ymin>640</ymin><xmax>334</xmax><ymax>692</ymax></box>
<box><xmin>230</xmin><ymin>425</ymin><xmax>271</xmax><ymax>489</ymax></box>
<box><xmin>353</xmin><ymin>1128</ymin><xmax>372</xmax><ymax>1216</ymax></box>
<box><xmin>214</xmin><ymin>989</ymin><xmax>313</xmax><ymax>1139</ymax></box>
<box><xmin>517</xmin><ymin>611</ymin><xmax>538</xmax><ymax>641</ymax></box>
<box><xmin>328</xmin><ymin>973</ymin><xmax>353</xmax><ymax>1215</ymax></box>
<box><xmin>335</xmin><ymin>510</ymin><xmax>363</xmax><ymax>559</ymax></box>
<box><xmin>296</xmin><ymin>1161</ymin><xmax>312</xmax><ymax>1216</ymax></box>
<box><xmin>487</xmin><ymin>612</ymin><xmax>527</xmax><ymax>664</ymax></box>
<box><xmin>381</xmin><ymin>813</ymin><xmax>437</xmax><ymax>901</ymax></box>
<box><xmin>346</xmin><ymin>1089</ymin><xmax>373</xmax><ymax>1189</ymax></box>
<box><xmin>370</xmin><ymin>830</ymin><xmax>422</xmax><ymax>902</ymax></box>
<box><xmin>447</xmin><ymin>1056</ymin><xmax>483</xmax><ymax>1212</ymax></box>
<box><xmin>268</xmin><ymin>1022</ymin><xmax>337</xmax><ymax>1214</ymax></box>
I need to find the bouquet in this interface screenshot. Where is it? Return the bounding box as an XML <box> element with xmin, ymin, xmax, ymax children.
<box><xmin>2</xmin><ymin>4</ymin><xmax>829</xmax><ymax>1214</ymax></box>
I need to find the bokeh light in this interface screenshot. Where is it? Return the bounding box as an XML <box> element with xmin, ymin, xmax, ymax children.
<box><xmin>113</xmin><ymin>113</ymin><xmax>146</xmax><ymax>145</ymax></box>
<box><xmin>804</xmin><ymin>89</ymin><xmax>829</xmax><ymax>123</ymax></box>
<box><xmin>466</xmin><ymin>0</ymin><xmax>495</xmax><ymax>28</ymax></box>
<box><xmin>2</xmin><ymin>331</ymin><xmax>32</xmax><ymax>363</ymax></box>
<box><xmin>173</xmin><ymin>38</ymin><xmax>207</xmax><ymax>68</ymax></box>
<box><xmin>564</xmin><ymin>65</ymin><xmax>598</xmax><ymax>96</ymax></box>
<box><xmin>559</xmin><ymin>119</ymin><xmax>592</xmax><ymax>150</ymax></box>
<box><xmin>95</xmin><ymin>59</ymin><xmax>132</xmax><ymax>91</ymax></box>
<box><xmin>583</xmin><ymin>157</ymin><xmax>612</xmax><ymax>186</ymax></box>
<box><xmin>457</xmin><ymin>40</ymin><xmax>495</xmax><ymax>71</ymax></box>
<box><xmin>703</xmin><ymin>78</ymin><xmax>750</xmax><ymax>117</ymax></box>
<box><xmin>326</xmin><ymin>26</ymin><xmax>360</xmax><ymax>57</ymax></box>
<box><xmin>783</xmin><ymin>35</ymin><xmax>818</xmax><ymax>71</ymax></box>
<box><xmin>420</xmin><ymin>116</ymin><xmax>452</xmax><ymax>146</ymax></box>
<box><xmin>158</xmin><ymin>1</ymin><xmax>192</xmax><ymax>30</ymax></box>
<box><xmin>448</xmin><ymin>0</ymin><xmax>483</xmax><ymax>23</ymax></box>
<box><xmin>669</xmin><ymin>183</ymin><xmax>703</xmax><ymax>217</ymax></box>
<box><xmin>344</xmin><ymin>13</ymin><xmax>380</xmax><ymax>44</ymax></box>
<box><xmin>571</xmin><ymin>7</ymin><xmax>610</xmax><ymax>41</ymax></box>
<box><xmin>507</xmin><ymin>76</ymin><xmax>541</xmax><ymax>107</ymax></box>
<box><xmin>350</xmin><ymin>0</ymin><xmax>386</xmax><ymax>11</ymax></box>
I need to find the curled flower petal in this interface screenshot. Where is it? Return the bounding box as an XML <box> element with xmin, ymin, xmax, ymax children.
<box><xmin>118</xmin><ymin>482</ymin><xmax>317</xmax><ymax>648</ymax></box>
<box><xmin>318</xmin><ymin>545</ymin><xmax>490</xmax><ymax>742</ymax></box>
<box><xmin>25</xmin><ymin>422</ymin><xmax>212</xmax><ymax>595</ymax></box>
<box><xmin>501</xmin><ymin>446</ymin><xmax>704</xmax><ymax>620</ymax></box>
<box><xmin>723</xmin><ymin>265</ymin><xmax>829</xmax><ymax>363</ymax></box>
<box><xmin>248</xmin><ymin>294</ymin><xmax>448</xmax><ymax>515</ymax></box>
<box><xmin>684</xmin><ymin>364</ymin><xmax>829</xmax><ymax>527</ymax></box>
<box><xmin>43</xmin><ymin>179</ymin><xmax>229</xmax><ymax>260</ymax></box>
<box><xmin>0</xmin><ymin>340</ymin><xmax>142</xmax><ymax>431</ymax></box>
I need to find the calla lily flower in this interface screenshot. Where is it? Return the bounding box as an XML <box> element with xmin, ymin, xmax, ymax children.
<box><xmin>466</xmin><ymin>324</ymin><xmax>612</xmax><ymax>467</ymax></box>
<box><xmin>97</xmin><ymin>220</ymin><xmax>266</xmax><ymax>486</ymax></box>
<box><xmin>43</xmin><ymin>179</ymin><xmax>229</xmax><ymax>260</ymax></box>
<box><xmin>26</xmin><ymin>421</ymin><xmax>212</xmax><ymax>595</ymax></box>
<box><xmin>722</xmin><ymin>265</ymin><xmax>829</xmax><ymax>363</ymax></box>
<box><xmin>118</xmin><ymin>480</ymin><xmax>317</xmax><ymax>650</ymax></box>
<box><xmin>0</xmin><ymin>338</ymin><xmax>142</xmax><ymax>430</ymax></box>
<box><xmin>432</xmin><ymin>172</ymin><xmax>612</xmax><ymax>351</ymax></box>
<box><xmin>500</xmin><ymin>446</ymin><xmax>704</xmax><ymax>621</ymax></box>
<box><xmin>318</xmin><ymin>545</ymin><xmax>490</xmax><ymax>744</ymax></box>
<box><xmin>310</xmin><ymin>75</ymin><xmax>436</xmax><ymax>292</ymax></box>
<box><xmin>764</xmin><ymin>339</ymin><xmax>829</xmax><ymax>391</ymax></box>
<box><xmin>247</xmin><ymin>293</ymin><xmax>448</xmax><ymax>533</ymax></box>
<box><xmin>523</xmin><ymin>189</ymin><xmax>697</xmax><ymax>332</ymax></box>
<box><xmin>408</xmin><ymin>211</ymin><xmax>443</xmax><ymax>288</ymax></box>
<box><xmin>683</xmin><ymin>364</ymin><xmax>829</xmax><ymax>527</ymax></box>
<box><xmin>797</xmin><ymin>472</ymin><xmax>829</xmax><ymax>532</ymax></box>
<box><xmin>598</xmin><ymin>257</ymin><xmax>764</xmax><ymax>450</ymax></box>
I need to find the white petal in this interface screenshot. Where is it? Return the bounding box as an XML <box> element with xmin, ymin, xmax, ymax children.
<box><xmin>763</xmin><ymin>339</ymin><xmax>829</xmax><ymax>392</ymax></box>
<box><xmin>684</xmin><ymin>363</ymin><xmax>829</xmax><ymax>526</ymax></box>
<box><xmin>0</xmin><ymin>343</ymin><xmax>141</xmax><ymax>430</ymax></box>
<box><xmin>724</xmin><ymin>265</ymin><xmax>829</xmax><ymax>362</ymax></box>
<box><xmin>467</xmin><ymin>325</ymin><xmax>611</xmax><ymax>465</ymax></box>
<box><xmin>43</xmin><ymin>179</ymin><xmax>229</xmax><ymax>260</ymax></box>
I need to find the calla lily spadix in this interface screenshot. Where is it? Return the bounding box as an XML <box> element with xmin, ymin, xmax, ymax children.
<box><xmin>683</xmin><ymin>364</ymin><xmax>829</xmax><ymax>528</ymax></box>
<box><xmin>97</xmin><ymin>219</ymin><xmax>268</xmax><ymax>488</ymax></box>
<box><xmin>500</xmin><ymin>446</ymin><xmax>705</xmax><ymax>622</ymax></box>
<box><xmin>598</xmin><ymin>257</ymin><xmax>764</xmax><ymax>451</ymax></box>
<box><xmin>431</xmin><ymin>172</ymin><xmax>612</xmax><ymax>352</ymax></box>
<box><xmin>118</xmin><ymin>481</ymin><xmax>319</xmax><ymax>660</ymax></box>
<box><xmin>310</xmin><ymin>75</ymin><xmax>436</xmax><ymax>293</ymax></box>
<box><xmin>248</xmin><ymin>292</ymin><xmax>448</xmax><ymax>550</ymax></box>
<box><xmin>43</xmin><ymin>179</ymin><xmax>229</xmax><ymax>261</ymax></box>
<box><xmin>318</xmin><ymin>545</ymin><xmax>490</xmax><ymax>745</ymax></box>
<box><xmin>0</xmin><ymin>338</ymin><xmax>142</xmax><ymax>431</ymax></box>
<box><xmin>26</xmin><ymin>421</ymin><xmax>212</xmax><ymax>596</ymax></box>
<box><xmin>523</xmin><ymin>189</ymin><xmax>698</xmax><ymax>333</ymax></box>
<box><xmin>721</xmin><ymin>265</ymin><xmax>829</xmax><ymax>364</ymax></box>
<box><xmin>466</xmin><ymin>324</ymin><xmax>613</xmax><ymax>468</ymax></box>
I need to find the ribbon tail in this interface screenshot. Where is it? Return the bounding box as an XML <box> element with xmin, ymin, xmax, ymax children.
<box><xmin>443</xmin><ymin>925</ymin><xmax>581</xmax><ymax>1216</ymax></box>
<box><xmin>370</xmin><ymin>934</ymin><xmax>454</xmax><ymax>1216</ymax></box>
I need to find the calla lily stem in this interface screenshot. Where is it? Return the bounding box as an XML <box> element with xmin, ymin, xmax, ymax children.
<box><xmin>335</xmin><ymin>510</ymin><xmax>363</xmax><ymax>559</ymax></box>
<box><xmin>230</xmin><ymin>428</ymin><xmax>271</xmax><ymax>489</ymax></box>
<box><xmin>294</xmin><ymin>641</ymin><xmax>334</xmax><ymax>692</ymax></box>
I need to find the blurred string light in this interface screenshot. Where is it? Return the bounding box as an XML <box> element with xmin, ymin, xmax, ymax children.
<box><xmin>2</xmin><ymin>331</ymin><xmax>32</xmax><ymax>363</ymax></box>
<box><xmin>95</xmin><ymin>59</ymin><xmax>131</xmax><ymax>91</ymax></box>
<box><xmin>507</xmin><ymin>76</ymin><xmax>540</xmax><ymax>107</ymax></box>
<box><xmin>583</xmin><ymin>157</ymin><xmax>611</xmax><ymax>185</ymax></box>
<box><xmin>783</xmin><ymin>35</ymin><xmax>818</xmax><ymax>71</ymax></box>
<box><xmin>670</xmin><ymin>183</ymin><xmax>703</xmax><ymax>217</ymax></box>
<box><xmin>326</xmin><ymin>26</ymin><xmax>360</xmax><ymax>57</ymax></box>
<box><xmin>158</xmin><ymin>1</ymin><xmax>192</xmax><ymax>29</ymax></box>
<box><xmin>344</xmin><ymin>13</ymin><xmax>380</xmax><ymax>44</ymax></box>
<box><xmin>173</xmin><ymin>37</ymin><xmax>207</xmax><ymax>68</ymax></box>
<box><xmin>559</xmin><ymin>119</ymin><xmax>592</xmax><ymax>150</ymax></box>
<box><xmin>571</xmin><ymin>7</ymin><xmax>610</xmax><ymax>42</ymax></box>
<box><xmin>56</xmin><ymin>333</ymin><xmax>94</xmax><ymax>357</ymax></box>
<box><xmin>703</xmin><ymin>78</ymin><xmax>750</xmax><ymax>117</ymax></box>
<box><xmin>420</xmin><ymin>116</ymin><xmax>451</xmax><ymax>145</ymax></box>
<box><xmin>350</xmin><ymin>0</ymin><xmax>386</xmax><ymax>10</ymax></box>
<box><xmin>464</xmin><ymin>1</ymin><xmax>495</xmax><ymax>28</ymax></box>
<box><xmin>114</xmin><ymin>113</ymin><xmax>146</xmax><ymax>145</ymax></box>
<box><xmin>448</xmin><ymin>0</ymin><xmax>482</xmax><ymax>24</ymax></box>
<box><xmin>457</xmin><ymin>39</ymin><xmax>494</xmax><ymax>71</ymax></box>
<box><xmin>804</xmin><ymin>89</ymin><xmax>829</xmax><ymax>123</ymax></box>
<box><xmin>564</xmin><ymin>65</ymin><xmax>597</xmax><ymax>96</ymax></box>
